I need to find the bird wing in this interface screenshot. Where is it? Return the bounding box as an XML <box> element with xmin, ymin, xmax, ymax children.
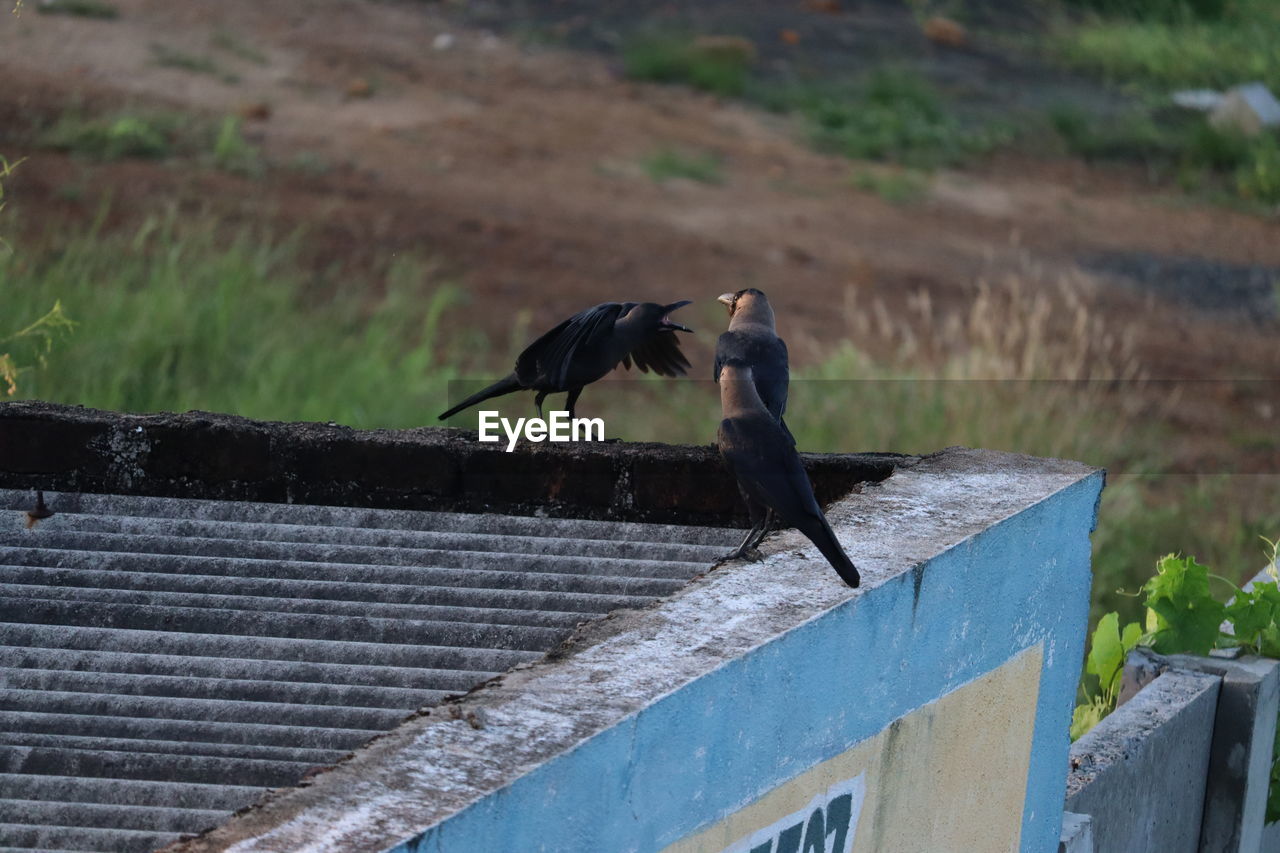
<box><xmin>712</xmin><ymin>330</ymin><xmax>741</xmax><ymax>383</ymax></box>
<box><xmin>515</xmin><ymin>303</ymin><xmax>624</xmax><ymax>388</ymax></box>
<box><xmin>718</xmin><ymin>414</ymin><xmax>821</xmax><ymax>526</ymax></box>
<box><xmin>720</xmin><ymin>406</ymin><xmax>858</xmax><ymax>587</ymax></box>
<box><xmin>626</xmin><ymin>330</ymin><xmax>691</xmax><ymax>377</ymax></box>
<box><xmin>757</xmin><ymin>334</ymin><xmax>789</xmax><ymax>420</ymax></box>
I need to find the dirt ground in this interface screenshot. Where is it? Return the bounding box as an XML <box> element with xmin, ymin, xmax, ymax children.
<box><xmin>1</xmin><ymin>0</ymin><xmax>1277</xmax><ymax>469</ymax></box>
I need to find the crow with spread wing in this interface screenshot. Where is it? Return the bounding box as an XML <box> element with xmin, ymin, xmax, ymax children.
<box><xmin>439</xmin><ymin>300</ymin><xmax>693</xmax><ymax>421</ymax></box>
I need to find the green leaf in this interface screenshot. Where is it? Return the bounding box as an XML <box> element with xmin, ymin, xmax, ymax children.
<box><xmin>1226</xmin><ymin>581</ymin><xmax>1280</xmax><ymax>657</ymax></box>
<box><xmin>1070</xmin><ymin>696</ymin><xmax>1109</xmax><ymax>742</ymax></box>
<box><xmin>1143</xmin><ymin>553</ymin><xmax>1227</xmax><ymax>656</ymax></box>
<box><xmin>1086</xmin><ymin>613</ymin><xmax>1123</xmax><ymax>683</ymax></box>
<box><xmin>1121</xmin><ymin>621</ymin><xmax>1143</xmax><ymax>652</ymax></box>
<box><xmin>1086</xmin><ymin>613</ymin><xmax>1133</xmax><ymax>697</ymax></box>
<box><xmin>1260</xmin><ymin>626</ymin><xmax>1280</xmax><ymax>661</ymax></box>
<box><xmin>1084</xmin><ymin>611</ymin><xmax>1144</xmax><ymax>702</ymax></box>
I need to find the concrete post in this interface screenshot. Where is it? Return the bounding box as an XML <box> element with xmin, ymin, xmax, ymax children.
<box><xmin>1066</xmin><ymin>669</ymin><xmax>1221</xmax><ymax>853</ymax></box>
<box><xmin>1121</xmin><ymin>648</ymin><xmax>1280</xmax><ymax>853</ymax></box>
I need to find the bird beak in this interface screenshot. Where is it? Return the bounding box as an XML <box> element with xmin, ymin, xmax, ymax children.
<box><xmin>716</xmin><ymin>293</ymin><xmax>735</xmax><ymax>307</ymax></box>
<box><xmin>660</xmin><ymin>300</ymin><xmax>693</xmax><ymax>333</ymax></box>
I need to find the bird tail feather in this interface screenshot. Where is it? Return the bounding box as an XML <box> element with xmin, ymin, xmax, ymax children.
<box><xmin>438</xmin><ymin>374</ymin><xmax>523</xmax><ymax>421</ymax></box>
<box><xmin>805</xmin><ymin>516</ymin><xmax>860</xmax><ymax>588</ymax></box>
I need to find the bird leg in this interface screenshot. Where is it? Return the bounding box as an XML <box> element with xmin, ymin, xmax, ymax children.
<box><xmin>746</xmin><ymin>509</ymin><xmax>775</xmax><ymax>550</ymax></box>
<box><xmin>533</xmin><ymin>391</ymin><xmax>548</xmax><ymax>419</ymax></box>
<box><xmin>565</xmin><ymin>387</ymin><xmax>582</xmax><ymax>421</ymax></box>
<box><xmin>722</xmin><ymin>520</ymin><xmax>766</xmax><ymax>562</ymax></box>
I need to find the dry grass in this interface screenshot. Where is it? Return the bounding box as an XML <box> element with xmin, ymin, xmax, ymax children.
<box><xmin>831</xmin><ymin>269</ymin><xmax>1143</xmax><ymax>382</ymax></box>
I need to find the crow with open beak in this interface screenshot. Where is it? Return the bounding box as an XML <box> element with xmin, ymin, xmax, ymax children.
<box><xmin>717</xmin><ymin>360</ymin><xmax>860</xmax><ymax>587</ymax></box>
<box><xmin>714</xmin><ymin>288</ymin><xmax>793</xmax><ymax>444</ymax></box>
<box><xmin>439</xmin><ymin>300</ymin><xmax>694</xmax><ymax>422</ymax></box>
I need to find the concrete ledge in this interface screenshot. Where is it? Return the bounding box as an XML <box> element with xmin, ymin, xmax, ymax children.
<box><xmin>0</xmin><ymin>401</ymin><xmax>902</xmax><ymax>525</ymax></box>
<box><xmin>1066</xmin><ymin>669</ymin><xmax>1222</xmax><ymax>853</ymax></box>
<box><xmin>162</xmin><ymin>447</ymin><xmax>1103</xmax><ymax>853</ymax></box>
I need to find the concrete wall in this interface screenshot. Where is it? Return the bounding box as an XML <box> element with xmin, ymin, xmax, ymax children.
<box><xmin>0</xmin><ymin>401</ymin><xmax>899</xmax><ymax>525</ymax></box>
<box><xmin>171</xmin><ymin>448</ymin><xmax>1103</xmax><ymax>853</ymax></box>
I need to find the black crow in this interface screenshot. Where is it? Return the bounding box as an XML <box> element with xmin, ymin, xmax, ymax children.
<box><xmin>717</xmin><ymin>360</ymin><xmax>860</xmax><ymax>588</ymax></box>
<box><xmin>439</xmin><ymin>300</ymin><xmax>693</xmax><ymax>421</ymax></box>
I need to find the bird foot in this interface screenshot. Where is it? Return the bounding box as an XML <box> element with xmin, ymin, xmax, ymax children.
<box><xmin>721</xmin><ymin>546</ymin><xmax>763</xmax><ymax>563</ymax></box>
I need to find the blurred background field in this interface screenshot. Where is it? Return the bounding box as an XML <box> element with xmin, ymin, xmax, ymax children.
<box><xmin>2</xmin><ymin>0</ymin><xmax>1278</xmax><ymax>624</ymax></box>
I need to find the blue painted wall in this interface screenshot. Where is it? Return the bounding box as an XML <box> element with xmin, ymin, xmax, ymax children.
<box><xmin>388</xmin><ymin>472</ymin><xmax>1103</xmax><ymax>853</ymax></box>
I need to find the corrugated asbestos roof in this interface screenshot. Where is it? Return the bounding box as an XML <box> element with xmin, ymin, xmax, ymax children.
<box><xmin>0</xmin><ymin>489</ymin><xmax>737</xmax><ymax>853</ymax></box>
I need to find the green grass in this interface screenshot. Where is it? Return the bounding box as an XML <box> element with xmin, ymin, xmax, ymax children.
<box><xmin>851</xmin><ymin>168</ymin><xmax>929</xmax><ymax>203</ymax></box>
<box><xmin>1048</xmin><ymin>105</ymin><xmax>1251</xmax><ymax>168</ymax></box>
<box><xmin>1055</xmin><ymin>0</ymin><xmax>1280</xmax><ymax>91</ymax></box>
<box><xmin>622</xmin><ymin>36</ymin><xmax>1006</xmax><ymax>170</ymax></box>
<box><xmin>1050</xmin><ymin>0</ymin><xmax>1280</xmax><ymax>204</ymax></box>
<box><xmin>1062</xmin><ymin>0</ymin><xmax>1227</xmax><ymax>22</ymax></box>
<box><xmin>1049</xmin><ymin>105</ymin><xmax>1280</xmax><ymax>204</ymax></box>
<box><xmin>640</xmin><ymin>148</ymin><xmax>725</xmax><ymax>184</ymax></box>
<box><xmin>773</xmin><ymin>70</ymin><xmax>1010</xmax><ymax>170</ymax></box>
<box><xmin>1237</xmin><ymin>135</ymin><xmax>1280</xmax><ymax>205</ymax></box>
<box><xmin>41</xmin><ymin>113</ymin><xmax>175</xmax><ymax>160</ymax></box>
<box><xmin>0</xmin><ymin>155</ymin><xmax>20</xmax><ymax>240</ymax></box>
<box><xmin>35</xmin><ymin>0</ymin><xmax>117</xmax><ymax>19</ymax></box>
<box><xmin>211</xmin><ymin>116</ymin><xmax>261</xmax><ymax>178</ymax></box>
<box><xmin>38</xmin><ymin>110</ymin><xmax>264</xmax><ymax>177</ymax></box>
<box><xmin>622</xmin><ymin>34</ymin><xmax>752</xmax><ymax>97</ymax></box>
<box><xmin>1</xmin><ymin>216</ymin><xmax>458</xmax><ymax>425</ymax></box>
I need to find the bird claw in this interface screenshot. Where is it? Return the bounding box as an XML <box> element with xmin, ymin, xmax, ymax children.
<box><xmin>721</xmin><ymin>546</ymin><xmax>763</xmax><ymax>563</ymax></box>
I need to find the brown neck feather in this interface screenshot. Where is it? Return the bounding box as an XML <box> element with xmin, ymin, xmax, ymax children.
<box><xmin>728</xmin><ymin>297</ymin><xmax>775</xmax><ymax>331</ymax></box>
<box><xmin>719</xmin><ymin>368</ymin><xmax>765</xmax><ymax>417</ymax></box>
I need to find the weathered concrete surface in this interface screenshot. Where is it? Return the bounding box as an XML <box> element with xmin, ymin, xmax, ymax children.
<box><xmin>1066</xmin><ymin>669</ymin><xmax>1222</xmax><ymax>853</ymax></box>
<box><xmin>1120</xmin><ymin>647</ymin><xmax>1280</xmax><ymax>853</ymax></box>
<box><xmin>161</xmin><ymin>447</ymin><xmax>1103</xmax><ymax>853</ymax></box>
<box><xmin>0</xmin><ymin>401</ymin><xmax>902</xmax><ymax>525</ymax></box>
<box><xmin>1059</xmin><ymin>812</ymin><xmax>1094</xmax><ymax>853</ymax></box>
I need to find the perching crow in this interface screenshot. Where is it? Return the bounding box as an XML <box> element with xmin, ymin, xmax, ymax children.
<box><xmin>715</xmin><ymin>287</ymin><xmax>795</xmax><ymax>549</ymax></box>
<box><xmin>717</xmin><ymin>360</ymin><xmax>860</xmax><ymax>588</ymax></box>
<box><xmin>715</xmin><ymin>289</ymin><xmax>793</xmax><ymax>444</ymax></box>
<box><xmin>438</xmin><ymin>300</ymin><xmax>694</xmax><ymax>422</ymax></box>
